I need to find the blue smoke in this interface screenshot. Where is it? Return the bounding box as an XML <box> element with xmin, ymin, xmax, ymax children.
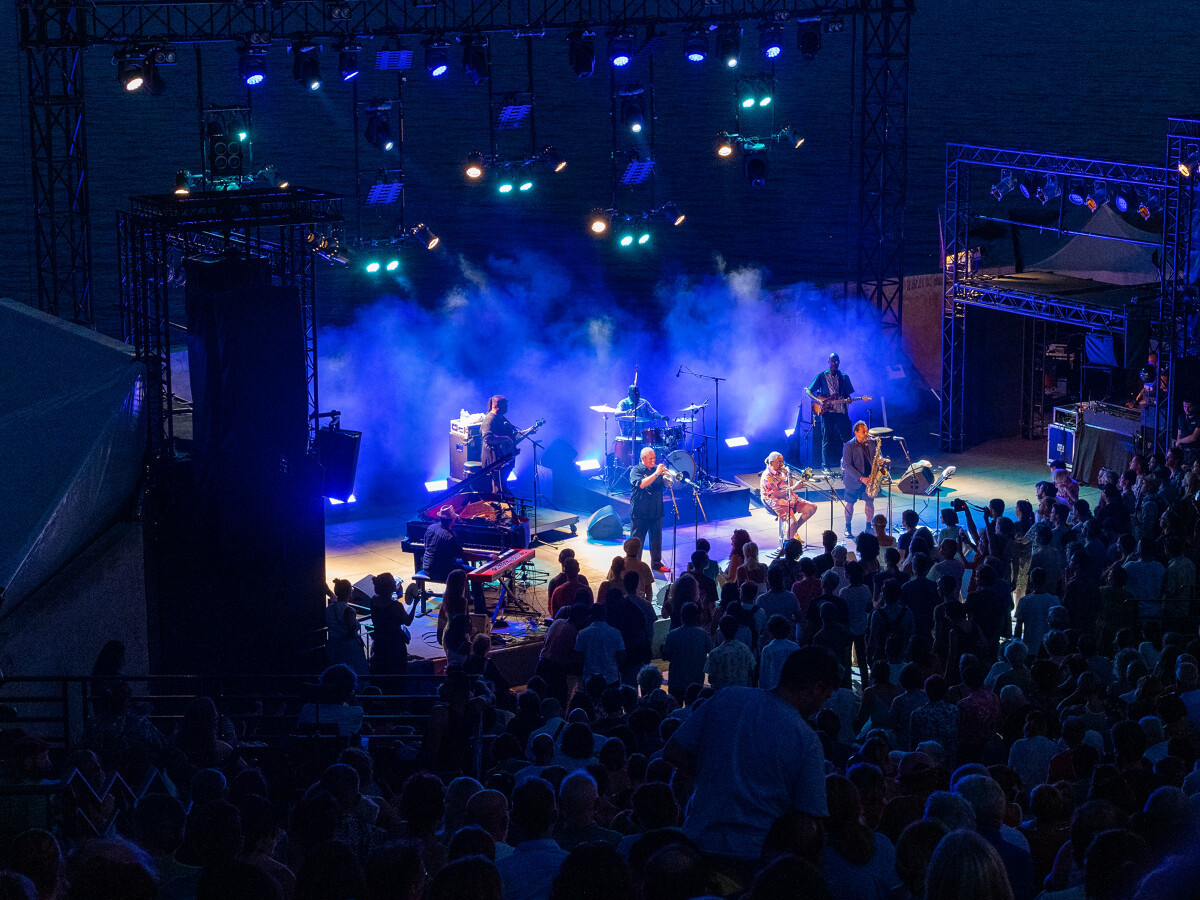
<box><xmin>316</xmin><ymin>250</ymin><xmax>924</xmax><ymax>505</ymax></box>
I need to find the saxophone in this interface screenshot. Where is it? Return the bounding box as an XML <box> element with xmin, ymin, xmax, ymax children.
<box><xmin>866</xmin><ymin>437</ymin><xmax>889</xmax><ymax>498</ymax></box>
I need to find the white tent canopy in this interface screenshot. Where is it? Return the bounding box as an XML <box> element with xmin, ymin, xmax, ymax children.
<box><xmin>1032</xmin><ymin>205</ymin><xmax>1160</xmax><ymax>286</ymax></box>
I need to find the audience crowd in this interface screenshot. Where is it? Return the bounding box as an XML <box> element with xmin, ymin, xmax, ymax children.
<box><xmin>4</xmin><ymin>453</ymin><xmax>1200</xmax><ymax>899</ymax></box>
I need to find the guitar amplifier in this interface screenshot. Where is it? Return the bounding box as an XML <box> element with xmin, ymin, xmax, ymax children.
<box><xmin>1047</xmin><ymin>424</ymin><xmax>1075</xmax><ymax>470</ymax></box>
<box><xmin>449</xmin><ymin>419</ymin><xmax>482</xmax><ymax>480</ymax></box>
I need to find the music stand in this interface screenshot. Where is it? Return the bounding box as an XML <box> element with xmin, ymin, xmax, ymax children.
<box><xmin>924</xmin><ymin>465</ymin><xmax>957</xmax><ymax>527</ymax></box>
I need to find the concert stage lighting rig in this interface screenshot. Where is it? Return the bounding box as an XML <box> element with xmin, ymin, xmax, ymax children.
<box><xmin>587</xmin><ymin>204</ymin><xmax>684</xmax><ymax>244</ymax></box>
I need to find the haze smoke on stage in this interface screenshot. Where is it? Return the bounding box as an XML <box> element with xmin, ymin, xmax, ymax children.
<box><xmin>316</xmin><ymin>250</ymin><xmax>923</xmax><ymax>504</ymax></box>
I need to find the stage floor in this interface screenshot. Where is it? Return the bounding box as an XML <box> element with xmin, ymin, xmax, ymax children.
<box><xmin>325</xmin><ymin>435</ymin><xmax>1099</xmax><ymax>669</ymax></box>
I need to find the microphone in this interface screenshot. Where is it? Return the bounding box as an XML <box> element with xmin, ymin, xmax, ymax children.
<box><xmin>676</xmin><ymin>366</ymin><xmax>682</xmax><ymax>377</ymax></box>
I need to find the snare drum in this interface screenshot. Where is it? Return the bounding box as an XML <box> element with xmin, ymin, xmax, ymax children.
<box><xmin>642</xmin><ymin>427</ymin><xmax>663</xmax><ymax>445</ymax></box>
<box><xmin>614</xmin><ymin>437</ymin><xmax>640</xmax><ymax>467</ymax></box>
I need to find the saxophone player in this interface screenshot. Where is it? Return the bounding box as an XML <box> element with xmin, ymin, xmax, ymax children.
<box><xmin>840</xmin><ymin>421</ymin><xmax>876</xmax><ymax>539</ymax></box>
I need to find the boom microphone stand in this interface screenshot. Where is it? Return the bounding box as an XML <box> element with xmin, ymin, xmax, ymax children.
<box><xmin>679</xmin><ymin>366</ymin><xmax>726</xmax><ymax>482</ymax></box>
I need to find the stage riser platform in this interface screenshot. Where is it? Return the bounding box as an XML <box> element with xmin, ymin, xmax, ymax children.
<box><xmin>552</xmin><ymin>477</ymin><xmax>751</xmax><ymax>528</ymax></box>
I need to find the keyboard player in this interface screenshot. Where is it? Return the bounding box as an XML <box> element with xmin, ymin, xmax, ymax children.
<box><xmin>423</xmin><ymin>505</ymin><xmax>488</xmax><ymax>615</ymax></box>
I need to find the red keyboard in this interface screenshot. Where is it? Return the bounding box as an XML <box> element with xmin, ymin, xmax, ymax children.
<box><xmin>465</xmin><ymin>547</ymin><xmax>537</xmax><ymax>582</ymax></box>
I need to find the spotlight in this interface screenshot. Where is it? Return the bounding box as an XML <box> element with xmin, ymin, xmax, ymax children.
<box><xmin>757</xmin><ymin>77</ymin><xmax>772</xmax><ymax>107</ymax></box>
<box><xmin>339</xmin><ymin>48</ymin><xmax>359</xmax><ymax>80</ymax></box>
<box><xmin>465</xmin><ymin>150</ymin><xmax>486</xmax><ymax>179</ymax></box>
<box><xmin>990</xmin><ymin>169</ymin><xmax>1017</xmax><ymax>200</ymax></box>
<box><xmin>616</xmin><ymin>219</ymin><xmax>635</xmax><ymax>247</ymax></box>
<box><xmin>385</xmin><ymin>259</ymin><xmax>400</xmax><ymax>272</ymax></box>
<box><xmin>292</xmin><ymin>42</ymin><xmax>321</xmax><ymax>91</ymax></box>
<box><xmin>518</xmin><ymin>180</ymin><xmax>534</xmax><ymax>191</ymax></box>
<box><xmin>461</xmin><ymin>34</ymin><xmax>489</xmax><ymax>84</ymax></box>
<box><xmin>1138</xmin><ymin>192</ymin><xmax>1162</xmax><ymax>221</ymax></box>
<box><xmin>725</xmin><ymin>436</ymin><xmax>749</xmax><ymax>447</ymax></box>
<box><xmin>575</xmin><ymin>459</ymin><xmax>601</xmax><ymax>472</ymax></box>
<box><xmin>1067</xmin><ymin>180</ymin><xmax>1086</xmax><ymax>206</ymax></box>
<box><xmin>1085</xmin><ymin>181</ymin><xmax>1108</xmax><ymax>211</ymax></box>
<box><xmin>365</xmin><ymin>261</ymin><xmax>381</xmax><ymax>273</ymax></box>
<box><xmin>1037</xmin><ymin>175</ymin><xmax>1061</xmax><ymax>205</ymax></box>
<box><xmin>588</xmin><ymin>209</ymin><xmax>612</xmax><ymax>234</ymax></box>
<box><xmin>116</xmin><ymin>51</ymin><xmax>145</xmax><ymax>91</ymax></box>
<box><xmin>716</xmin><ymin>133</ymin><xmax>734</xmax><ymax>157</ymax></box>
<box><xmin>568</xmin><ymin>29</ymin><xmax>596</xmax><ymax>77</ymax></box>
<box><xmin>660</xmin><ymin>203</ymin><xmax>685</xmax><ymax>226</ymax></box>
<box><xmin>637</xmin><ymin>228</ymin><xmax>651</xmax><ymax>245</ymax></box>
<box><xmin>684</xmin><ymin>27</ymin><xmax>708</xmax><ymax>63</ymax></box>
<box><xmin>425</xmin><ymin>37</ymin><xmax>450</xmax><ymax>77</ymax></box>
<box><xmin>609</xmin><ymin>28</ymin><xmax>634</xmax><ymax>67</ymax></box>
<box><xmin>797</xmin><ymin>21</ymin><xmax>821</xmax><ymax>59</ymax></box>
<box><xmin>541</xmin><ymin>146</ymin><xmax>567</xmax><ymax>172</ymax></box>
<box><xmin>173</xmin><ymin>170</ymin><xmax>190</xmax><ymax>195</ymax></box>
<box><xmin>364</xmin><ymin>110</ymin><xmax>394</xmax><ymax>151</ymax></box>
<box><xmin>744</xmin><ymin>151</ymin><xmax>768</xmax><ymax>187</ymax></box>
<box><xmin>780</xmin><ymin>126</ymin><xmax>805</xmax><ymax>149</ymax></box>
<box><xmin>140</xmin><ymin>61</ymin><xmax>165</xmax><ymax>96</ymax></box>
<box><xmin>621</xmin><ymin>95</ymin><xmax>645</xmax><ymax>133</ymax></box>
<box><xmin>412</xmin><ymin>224</ymin><xmax>439</xmax><ymax>249</ymax></box>
<box><xmin>759</xmin><ymin>21</ymin><xmax>783</xmax><ymax>59</ymax></box>
<box><xmin>150</xmin><ymin>46</ymin><xmax>178</xmax><ymax>66</ymax></box>
<box><xmin>238</xmin><ymin>48</ymin><xmax>266</xmax><ymax>86</ymax></box>
<box><xmin>738</xmin><ymin>81</ymin><xmax>756</xmax><ymax>109</ymax></box>
<box><xmin>1114</xmin><ymin>186</ymin><xmax>1132</xmax><ymax>213</ymax></box>
<box><xmin>717</xmin><ymin>23</ymin><xmax>741</xmax><ymax>68</ymax></box>
<box><xmin>424</xmin><ymin>478</ymin><xmax>448</xmax><ymax>491</ymax></box>
<box><xmin>1179</xmin><ymin>145</ymin><xmax>1199</xmax><ymax>178</ymax></box>
<box><xmin>497</xmin><ymin>180</ymin><xmax>514</xmax><ymax>194</ymax></box>
<box><xmin>1017</xmin><ymin>171</ymin><xmax>1036</xmax><ymax>199</ymax></box>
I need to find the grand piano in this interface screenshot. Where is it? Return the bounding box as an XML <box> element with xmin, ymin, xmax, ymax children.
<box><xmin>401</xmin><ymin>457</ymin><xmax>531</xmax><ymax>569</ymax></box>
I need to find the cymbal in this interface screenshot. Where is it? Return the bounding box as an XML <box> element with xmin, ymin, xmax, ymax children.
<box><xmin>589</xmin><ymin>404</ymin><xmax>622</xmax><ymax>414</ymax></box>
<box><xmin>675</xmin><ymin>416</ymin><xmax>696</xmax><ymax>423</ymax></box>
<box><xmin>868</xmin><ymin>427</ymin><xmax>894</xmax><ymax>438</ymax></box>
<box><xmin>681</xmin><ymin>401</ymin><xmax>709</xmax><ymax>412</ymax></box>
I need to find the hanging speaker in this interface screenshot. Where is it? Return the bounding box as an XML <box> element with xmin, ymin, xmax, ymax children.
<box><xmin>316</xmin><ymin>427</ymin><xmax>361</xmax><ymax>501</ymax></box>
<box><xmin>586</xmin><ymin>505</ymin><xmax>624</xmax><ymax>540</ymax></box>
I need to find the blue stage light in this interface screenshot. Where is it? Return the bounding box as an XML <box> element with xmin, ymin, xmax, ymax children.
<box><xmin>498</xmin><ymin>181</ymin><xmax>513</xmax><ymax>194</ymax></box>
<box><xmin>717</xmin><ymin>23</ymin><xmax>741</xmax><ymax>68</ymax></box>
<box><xmin>684</xmin><ymin>29</ymin><xmax>707</xmax><ymax>63</ymax></box>
<box><xmin>365</xmin><ymin>261</ymin><xmax>381</xmax><ymax>273</ymax></box>
<box><xmin>518</xmin><ymin>181</ymin><xmax>533</xmax><ymax>191</ymax></box>
<box><xmin>385</xmin><ymin>259</ymin><xmax>400</xmax><ymax>271</ymax></box>
<box><xmin>425</xmin><ymin>38</ymin><xmax>450</xmax><ymax>77</ymax></box>
<box><xmin>759</xmin><ymin>22</ymin><xmax>783</xmax><ymax>59</ymax></box>
<box><xmin>609</xmin><ymin>30</ymin><xmax>634</xmax><ymax>67</ymax></box>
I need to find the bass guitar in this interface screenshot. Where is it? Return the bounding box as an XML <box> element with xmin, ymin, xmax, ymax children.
<box><xmin>810</xmin><ymin>395</ymin><xmax>872</xmax><ymax>416</ymax></box>
<box><xmin>489</xmin><ymin>418</ymin><xmax>547</xmax><ymax>459</ymax></box>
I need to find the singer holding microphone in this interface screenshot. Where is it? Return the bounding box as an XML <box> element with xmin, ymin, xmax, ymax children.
<box><xmin>761</xmin><ymin>452</ymin><xmax>818</xmax><ymax>542</ymax></box>
<box><xmin>630</xmin><ymin>446</ymin><xmax>671</xmax><ymax>573</ymax></box>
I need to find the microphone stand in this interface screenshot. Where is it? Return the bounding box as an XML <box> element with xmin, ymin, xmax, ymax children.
<box><xmin>666</xmin><ymin>476</ymin><xmax>681</xmax><ymax>576</ymax></box>
<box><xmin>679</xmin><ymin>366</ymin><xmax>726</xmax><ymax>483</ymax></box>
<box><xmin>894</xmin><ymin>436</ymin><xmax>921</xmax><ymax>530</ymax></box>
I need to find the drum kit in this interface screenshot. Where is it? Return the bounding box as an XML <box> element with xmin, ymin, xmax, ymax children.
<box><xmin>588</xmin><ymin>400</ymin><xmax>709</xmax><ymax>493</ymax></box>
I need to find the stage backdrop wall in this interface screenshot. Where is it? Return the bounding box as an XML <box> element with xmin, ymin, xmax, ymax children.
<box><xmin>0</xmin><ymin>298</ymin><xmax>146</xmax><ymax>608</ymax></box>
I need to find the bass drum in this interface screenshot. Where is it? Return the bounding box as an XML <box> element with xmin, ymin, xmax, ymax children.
<box><xmin>665</xmin><ymin>449</ymin><xmax>696</xmax><ymax>481</ymax></box>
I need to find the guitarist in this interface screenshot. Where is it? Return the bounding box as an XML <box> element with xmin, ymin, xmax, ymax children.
<box><xmin>805</xmin><ymin>353</ymin><xmax>857</xmax><ymax>471</ymax></box>
<box><xmin>481</xmin><ymin>395</ymin><xmax>520</xmax><ymax>495</ymax></box>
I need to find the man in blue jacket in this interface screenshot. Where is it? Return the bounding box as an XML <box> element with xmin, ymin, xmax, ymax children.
<box><xmin>841</xmin><ymin>421</ymin><xmax>876</xmax><ymax>539</ymax></box>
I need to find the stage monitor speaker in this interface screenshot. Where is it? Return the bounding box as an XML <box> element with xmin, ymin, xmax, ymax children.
<box><xmin>316</xmin><ymin>427</ymin><xmax>361</xmax><ymax>501</ymax></box>
<box><xmin>586</xmin><ymin>505</ymin><xmax>624</xmax><ymax>541</ymax></box>
<box><xmin>896</xmin><ymin>464</ymin><xmax>932</xmax><ymax>495</ymax></box>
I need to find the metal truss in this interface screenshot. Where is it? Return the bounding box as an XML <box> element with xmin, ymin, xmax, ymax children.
<box><xmin>940</xmin><ymin>132</ymin><xmax>1194</xmax><ymax>454</ymax></box>
<box><xmin>78</xmin><ymin>0</ymin><xmax>874</xmax><ymax>45</ymax></box>
<box><xmin>119</xmin><ymin>188</ymin><xmax>343</xmax><ymax>460</ymax></box>
<box><xmin>21</xmin><ymin>1</ymin><xmax>92</xmax><ymax>324</ymax></box>
<box><xmin>856</xmin><ymin>0</ymin><xmax>910</xmax><ymax>337</ymax></box>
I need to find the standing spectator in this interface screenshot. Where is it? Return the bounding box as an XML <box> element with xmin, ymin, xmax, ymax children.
<box><xmin>821</xmin><ymin>775</ymin><xmax>900</xmax><ymax>900</ymax></box>
<box><xmin>815</xmin><ymin>602</ymin><xmax>854</xmax><ymax>688</ymax></box>
<box><xmin>1095</xmin><ymin>566</ymin><xmax>1135</xmax><ymax>655</ymax></box>
<box><xmin>725</xmin><ymin>529</ymin><xmax>752</xmax><ymax>584</ymax></box>
<box><xmin>1013</xmin><ymin>568</ymin><xmax>1056</xmax><ymax>655</ymax></box>
<box><xmin>759</xmin><ymin>566</ymin><xmax>799</xmax><ymax>628</ymax></box>
<box><xmin>1029</xmin><ymin>525</ymin><xmax>1065</xmax><ymax>595</ymax></box>
<box><xmin>867</xmin><ymin>581</ymin><xmax>913</xmax><ymax>664</ymax></box>
<box><xmin>957</xmin><ymin>662</ymin><xmax>1001</xmax><ymax>763</ymax></box>
<box><xmin>495</xmin><ymin>778</ymin><xmax>568</xmax><ymax>900</ymax></box>
<box><xmin>759</xmin><ymin>616</ymin><xmax>800</xmax><ymax>692</ymax></box>
<box><xmin>812</xmin><ymin>530</ymin><xmax>838</xmax><ymax>576</ymax></box>
<box><xmin>768</xmin><ymin>539</ymin><xmax>806</xmax><ymax>591</ymax></box>
<box><xmin>1124</xmin><ymin>537</ymin><xmax>1166</xmax><ymax>620</ymax></box>
<box><xmin>369</xmin><ymin>572</ymin><xmax>414</xmax><ymax>674</ymax></box>
<box><xmin>610</xmin><ymin>575</ymin><xmax>651</xmax><ymax>684</ymax></box>
<box><xmin>660</xmin><ymin>603</ymin><xmax>713</xmax><ymax>699</ymax></box>
<box><xmin>574</xmin><ymin>605</ymin><xmax>625</xmax><ymax>689</ymax></box>
<box><xmin>548</xmin><ymin>558</ymin><xmax>586</xmax><ymax>616</ymax></box>
<box><xmin>731</xmin><ymin>582</ymin><xmax>767</xmax><ymax>654</ymax></box>
<box><xmin>1006</xmin><ymin>711</ymin><xmax>1057</xmax><ymax>790</ymax></box>
<box><xmin>875</xmin><ymin>546</ymin><xmax>908</xmax><ymax>601</ymax></box>
<box><xmin>664</xmin><ymin>646</ymin><xmax>839</xmax><ymax>869</ymax></box>
<box><xmin>548</xmin><ymin>549</ymin><xmax>587</xmax><ymax>600</ymax></box>
<box><xmin>326</xmin><ymin>579</ymin><xmax>369</xmax><ymax>677</ymax></box>
<box><xmin>840</xmin><ymin>561</ymin><xmax>873</xmax><ymax>684</ymax></box>
<box><xmin>909</xmin><ymin>675</ymin><xmax>958</xmax><ymax>762</ymax></box>
<box><xmin>929</xmin><ymin>540</ymin><xmax>965</xmax><ymax>598</ymax></box>
<box><xmin>1164</xmin><ymin>535</ymin><xmax>1196</xmax><ymax>619</ymax></box>
<box><xmin>621</xmin><ymin>538</ymin><xmax>654</xmax><ymax>601</ymax></box>
<box><xmin>704</xmin><ymin>616</ymin><xmax>756</xmax><ymax>691</ymax></box>
<box><xmin>965</xmin><ymin>566</ymin><xmax>1007</xmax><ymax>658</ymax></box>
<box><xmin>899</xmin><ymin>554</ymin><xmax>938</xmax><ymax>635</ymax></box>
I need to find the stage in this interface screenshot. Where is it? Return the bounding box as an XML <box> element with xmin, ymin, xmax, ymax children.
<box><xmin>324</xmin><ymin>434</ymin><xmax>1100</xmax><ymax>676</ymax></box>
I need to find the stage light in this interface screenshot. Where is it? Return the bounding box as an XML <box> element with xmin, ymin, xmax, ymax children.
<box><xmin>1179</xmin><ymin>145</ymin><xmax>1199</xmax><ymax>177</ymax></box>
<box><xmin>637</xmin><ymin>228</ymin><xmax>650</xmax><ymax>245</ymax></box>
<box><xmin>1086</xmin><ymin>181</ymin><xmax>1108</xmax><ymax>211</ymax></box>
<box><xmin>784</xmin><ymin>427</ymin><xmax>795</xmax><ymax>437</ymax></box>
<box><xmin>498</xmin><ymin>180</ymin><xmax>514</xmax><ymax>193</ymax></box>
<box><xmin>461</xmin><ymin>34</ymin><xmax>489</xmax><ymax>84</ymax></box>
<box><xmin>365</xmin><ymin>110</ymin><xmax>394</xmax><ymax>150</ymax></box>
<box><xmin>1138</xmin><ymin>191</ymin><xmax>1162</xmax><ymax>221</ymax></box>
<box><xmin>339</xmin><ymin>49</ymin><xmax>359</xmax><ymax>80</ymax></box>
<box><xmin>568</xmin><ymin>29</ymin><xmax>596</xmax><ymax>77</ymax></box>
<box><xmin>327</xmin><ymin>494</ymin><xmax>357</xmax><ymax>505</ymax></box>
<box><xmin>759</xmin><ymin>21</ymin><xmax>783</xmax><ymax>59</ymax></box>
<box><xmin>717</xmin><ymin>23</ymin><xmax>741</xmax><ymax>68</ymax></box>
<box><xmin>660</xmin><ymin>203</ymin><xmax>685</xmax><ymax>226</ymax></box>
<box><xmin>424</xmin><ymin>479</ymin><xmax>448</xmax><ymax>492</ymax></box>
<box><xmin>541</xmin><ymin>146</ymin><xmax>566</xmax><ymax>172</ymax></box>
<box><xmin>1037</xmin><ymin>175</ymin><xmax>1061</xmax><ymax>205</ymax></box>
<box><xmin>425</xmin><ymin>37</ymin><xmax>450</xmax><ymax>77</ymax></box>
<box><xmin>622</xmin><ymin>95</ymin><xmax>645</xmax><ymax>133</ymax></box>
<box><xmin>1114</xmin><ymin>186</ymin><xmax>1132</xmax><ymax>213</ymax></box>
<box><xmin>744</xmin><ymin>151</ymin><xmax>768</xmax><ymax>187</ymax></box>
<box><xmin>174</xmin><ymin>170</ymin><xmax>190</xmax><ymax>195</ymax></box>
<box><xmin>780</xmin><ymin>126</ymin><xmax>805</xmax><ymax>149</ymax></box>
<box><xmin>238</xmin><ymin>48</ymin><xmax>266</xmax><ymax>85</ymax></box>
<box><xmin>412</xmin><ymin>224</ymin><xmax>439</xmax><ymax>249</ymax></box>
<box><xmin>292</xmin><ymin>43</ymin><xmax>322</xmax><ymax>90</ymax></box>
<box><xmin>684</xmin><ymin>27</ymin><xmax>708</xmax><ymax>63</ymax></box>
<box><xmin>757</xmin><ymin>78</ymin><xmax>772</xmax><ymax>106</ymax></box>
<box><xmin>609</xmin><ymin>29</ymin><xmax>635</xmax><ymax>67</ymax></box>
<box><xmin>738</xmin><ymin>82</ymin><xmax>756</xmax><ymax>108</ymax></box>
<box><xmin>507</xmin><ymin>470</ymin><xmax>517</xmax><ymax>482</ymax></box>
<box><xmin>385</xmin><ymin>259</ymin><xmax>400</xmax><ymax>271</ymax></box>
<box><xmin>797</xmin><ymin>21</ymin><xmax>821</xmax><ymax>59</ymax></box>
<box><xmin>465</xmin><ymin>151</ymin><xmax>486</xmax><ymax>179</ymax></box>
<box><xmin>1067</xmin><ymin>180</ymin><xmax>1086</xmax><ymax>206</ymax></box>
<box><xmin>518</xmin><ymin>180</ymin><xmax>533</xmax><ymax>191</ymax></box>
<box><xmin>139</xmin><ymin>61</ymin><xmax>165</xmax><ymax>95</ymax></box>
<box><xmin>716</xmin><ymin>133</ymin><xmax>734</xmax><ymax>157</ymax></box>
<box><xmin>616</xmin><ymin>219</ymin><xmax>635</xmax><ymax>247</ymax></box>
<box><xmin>588</xmin><ymin>209</ymin><xmax>611</xmax><ymax>234</ymax></box>
<box><xmin>1017</xmin><ymin>171</ymin><xmax>1036</xmax><ymax>199</ymax></box>
<box><xmin>117</xmin><ymin>53</ymin><xmax>145</xmax><ymax>91</ymax></box>
<box><xmin>365</xmin><ymin>261</ymin><xmax>381</xmax><ymax>273</ymax></box>
<box><xmin>575</xmin><ymin>459</ymin><xmax>601</xmax><ymax>472</ymax></box>
<box><xmin>990</xmin><ymin>169</ymin><xmax>1017</xmax><ymax>200</ymax></box>
<box><xmin>725</xmin><ymin>436</ymin><xmax>749</xmax><ymax>447</ymax></box>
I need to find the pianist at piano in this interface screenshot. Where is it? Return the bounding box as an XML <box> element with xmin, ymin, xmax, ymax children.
<box><xmin>422</xmin><ymin>505</ymin><xmax>487</xmax><ymax>616</ymax></box>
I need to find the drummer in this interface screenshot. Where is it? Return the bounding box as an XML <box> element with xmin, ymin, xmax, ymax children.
<box><xmin>616</xmin><ymin>384</ymin><xmax>664</xmax><ymax>438</ymax></box>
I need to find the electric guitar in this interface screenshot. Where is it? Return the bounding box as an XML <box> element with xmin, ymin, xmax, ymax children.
<box><xmin>810</xmin><ymin>395</ymin><xmax>872</xmax><ymax>416</ymax></box>
<box><xmin>489</xmin><ymin>418</ymin><xmax>546</xmax><ymax>458</ymax></box>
